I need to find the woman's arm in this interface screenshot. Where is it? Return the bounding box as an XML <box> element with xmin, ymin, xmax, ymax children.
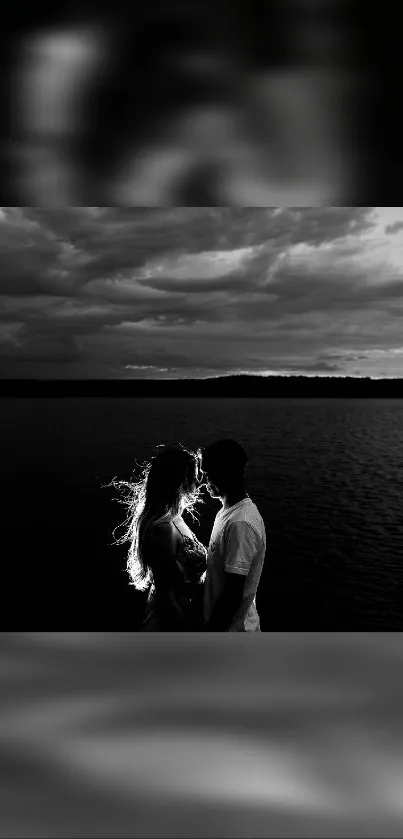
<box><xmin>145</xmin><ymin>523</ymin><xmax>187</xmax><ymax>623</ymax></box>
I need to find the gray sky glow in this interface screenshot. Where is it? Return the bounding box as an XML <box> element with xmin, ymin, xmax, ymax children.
<box><xmin>1</xmin><ymin>207</ymin><xmax>403</xmax><ymax>379</ymax></box>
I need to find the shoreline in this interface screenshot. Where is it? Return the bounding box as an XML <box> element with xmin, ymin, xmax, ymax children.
<box><xmin>2</xmin><ymin>375</ymin><xmax>403</xmax><ymax>399</ymax></box>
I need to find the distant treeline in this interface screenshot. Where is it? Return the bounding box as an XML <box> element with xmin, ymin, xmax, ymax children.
<box><xmin>2</xmin><ymin>375</ymin><xmax>403</xmax><ymax>398</ymax></box>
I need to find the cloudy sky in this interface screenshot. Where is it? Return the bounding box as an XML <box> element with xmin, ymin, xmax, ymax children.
<box><xmin>1</xmin><ymin>207</ymin><xmax>403</xmax><ymax>379</ymax></box>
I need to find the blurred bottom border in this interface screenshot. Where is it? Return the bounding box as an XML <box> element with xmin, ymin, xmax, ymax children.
<box><xmin>1</xmin><ymin>632</ymin><xmax>403</xmax><ymax>837</ymax></box>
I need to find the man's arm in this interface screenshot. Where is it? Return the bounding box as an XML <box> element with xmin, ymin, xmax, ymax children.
<box><xmin>204</xmin><ymin>521</ymin><xmax>259</xmax><ymax>631</ymax></box>
<box><xmin>203</xmin><ymin>570</ymin><xmax>245</xmax><ymax>631</ymax></box>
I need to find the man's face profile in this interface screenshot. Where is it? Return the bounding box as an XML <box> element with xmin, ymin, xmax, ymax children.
<box><xmin>201</xmin><ymin>461</ymin><xmax>224</xmax><ymax>499</ymax></box>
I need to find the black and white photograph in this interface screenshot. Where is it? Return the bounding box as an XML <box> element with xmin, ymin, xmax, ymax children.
<box><xmin>2</xmin><ymin>2</ymin><xmax>403</xmax><ymax>837</ymax></box>
<box><xmin>3</xmin><ymin>206</ymin><xmax>403</xmax><ymax>633</ymax></box>
<box><xmin>3</xmin><ymin>206</ymin><xmax>403</xmax><ymax>836</ymax></box>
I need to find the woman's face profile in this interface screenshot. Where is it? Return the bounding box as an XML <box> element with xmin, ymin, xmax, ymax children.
<box><xmin>186</xmin><ymin>460</ymin><xmax>200</xmax><ymax>493</ymax></box>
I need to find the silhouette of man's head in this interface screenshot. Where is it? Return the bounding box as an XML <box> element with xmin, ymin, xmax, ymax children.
<box><xmin>200</xmin><ymin>438</ymin><xmax>248</xmax><ymax>496</ymax></box>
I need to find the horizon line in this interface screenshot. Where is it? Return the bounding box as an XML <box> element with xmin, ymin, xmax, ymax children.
<box><xmin>2</xmin><ymin>374</ymin><xmax>403</xmax><ymax>382</ymax></box>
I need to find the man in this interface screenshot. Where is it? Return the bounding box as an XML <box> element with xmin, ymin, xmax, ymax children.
<box><xmin>200</xmin><ymin>439</ymin><xmax>266</xmax><ymax>631</ymax></box>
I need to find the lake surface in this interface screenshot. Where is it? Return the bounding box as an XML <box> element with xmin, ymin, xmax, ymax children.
<box><xmin>2</xmin><ymin>397</ymin><xmax>403</xmax><ymax>629</ymax></box>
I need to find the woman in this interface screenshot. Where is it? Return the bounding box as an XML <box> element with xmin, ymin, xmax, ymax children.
<box><xmin>112</xmin><ymin>444</ymin><xmax>207</xmax><ymax>630</ymax></box>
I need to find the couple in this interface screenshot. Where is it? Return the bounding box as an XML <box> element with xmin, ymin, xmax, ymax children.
<box><xmin>115</xmin><ymin>439</ymin><xmax>266</xmax><ymax>631</ymax></box>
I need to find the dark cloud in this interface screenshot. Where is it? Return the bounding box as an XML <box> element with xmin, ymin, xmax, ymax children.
<box><xmin>284</xmin><ymin>207</ymin><xmax>376</xmax><ymax>246</ymax></box>
<box><xmin>295</xmin><ymin>361</ymin><xmax>343</xmax><ymax>373</ymax></box>
<box><xmin>21</xmin><ymin>208</ymin><xmax>273</xmax><ymax>285</ymax></box>
<box><xmin>0</xmin><ymin>330</ymin><xmax>82</xmax><ymax>366</ymax></box>
<box><xmin>0</xmin><ymin>207</ymin><xmax>399</xmax><ymax>378</ymax></box>
<box><xmin>5</xmin><ymin>207</ymin><xmax>374</xmax><ymax>296</ymax></box>
<box><xmin>254</xmin><ymin>262</ymin><xmax>403</xmax><ymax>321</ymax></box>
<box><xmin>0</xmin><ymin>209</ymin><xmax>71</xmax><ymax>297</ymax></box>
<box><xmin>385</xmin><ymin>221</ymin><xmax>403</xmax><ymax>235</ymax></box>
<box><xmin>135</xmin><ymin>275</ymin><xmax>251</xmax><ymax>295</ymax></box>
<box><xmin>137</xmin><ymin>249</ymin><xmax>267</xmax><ymax>296</ymax></box>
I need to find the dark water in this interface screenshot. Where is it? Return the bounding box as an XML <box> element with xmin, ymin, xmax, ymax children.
<box><xmin>3</xmin><ymin>397</ymin><xmax>403</xmax><ymax>629</ymax></box>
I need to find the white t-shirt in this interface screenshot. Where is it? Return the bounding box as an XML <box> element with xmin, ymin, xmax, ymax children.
<box><xmin>203</xmin><ymin>497</ymin><xmax>266</xmax><ymax>632</ymax></box>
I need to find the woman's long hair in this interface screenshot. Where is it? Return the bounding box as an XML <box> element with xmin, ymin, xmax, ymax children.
<box><xmin>110</xmin><ymin>444</ymin><xmax>204</xmax><ymax>592</ymax></box>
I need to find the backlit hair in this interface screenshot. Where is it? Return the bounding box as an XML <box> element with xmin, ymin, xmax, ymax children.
<box><xmin>110</xmin><ymin>444</ymin><xmax>204</xmax><ymax>591</ymax></box>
